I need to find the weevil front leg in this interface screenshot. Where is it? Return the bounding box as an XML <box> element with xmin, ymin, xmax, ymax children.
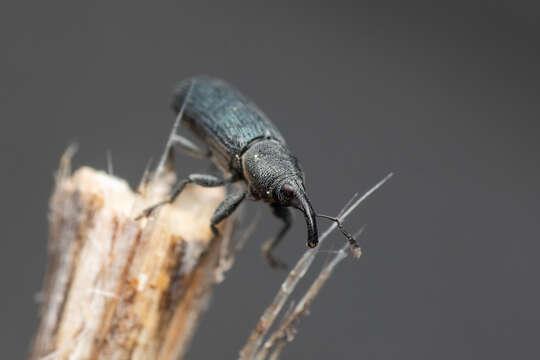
<box><xmin>210</xmin><ymin>189</ymin><xmax>247</xmax><ymax>236</ymax></box>
<box><xmin>262</xmin><ymin>205</ymin><xmax>292</xmax><ymax>269</ymax></box>
<box><xmin>136</xmin><ymin>174</ymin><xmax>235</xmax><ymax>219</ymax></box>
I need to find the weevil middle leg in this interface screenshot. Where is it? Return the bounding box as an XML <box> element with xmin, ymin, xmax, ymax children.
<box><xmin>210</xmin><ymin>189</ymin><xmax>247</xmax><ymax>236</ymax></box>
<box><xmin>136</xmin><ymin>173</ymin><xmax>236</xmax><ymax>219</ymax></box>
<box><xmin>262</xmin><ymin>205</ymin><xmax>292</xmax><ymax>269</ymax></box>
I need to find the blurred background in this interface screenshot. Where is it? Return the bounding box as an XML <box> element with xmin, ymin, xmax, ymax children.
<box><xmin>1</xmin><ymin>1</ymin><xmax>539</xmax><ymax>359</ymax></box>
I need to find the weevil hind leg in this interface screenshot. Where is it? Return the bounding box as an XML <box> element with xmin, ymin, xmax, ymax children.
<box><xmin>262</xmin><ymin>205</ymin><xmax>292</xmax><ymax>269</ymax></box>
<box><xmin>159</xmin><ymin>133</ymin><xmax>209</xmax><ymax>177</ymax></box>
<box><xmin>155</xmin><ymin>80</ymin><xmax>196</xmax><ymax>176</ymax></box>
<box><xmin>170</xmin><ymin>134</ymin><xmax>211</xmax><ymax>159</ymax></box>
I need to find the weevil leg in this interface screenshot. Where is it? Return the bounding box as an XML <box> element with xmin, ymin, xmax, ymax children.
<box><xmin>210</xmin><ymin>190</ymin><xmax>247</xmax><ymax>236</ymax></box>
<box><xmin>135</xmin><ymin>174</ymin><xmax>234</xmax><ymax>219</ymax></box>
<box><xmin>155</xmin><ymin>81</ymin><xmax>194</xmax><ymax>177</ymax></box>
<box><xmin>262</xmin><ymin>205</ymin><xmax>292</xmax><ymax>269</ymax></box>
<box><xmin>170</xmin><ymin>134</ymin><xmax>211</xmax><ymax>159</ymax></box>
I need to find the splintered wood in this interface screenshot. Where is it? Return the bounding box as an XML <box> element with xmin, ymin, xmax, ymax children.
<box><xmin>29</xmin><ymin>163</ymin><xmax>235</xmax><ymax>360</ymax></box>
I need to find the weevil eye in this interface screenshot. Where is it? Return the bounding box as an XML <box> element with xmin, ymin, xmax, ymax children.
<box><xmin>281</xmin><ymin>183</ymin><xmax>295</xmax><ymax>201</ymax></box>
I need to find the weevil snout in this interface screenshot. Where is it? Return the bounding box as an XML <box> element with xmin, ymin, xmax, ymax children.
<box><xmin>275</xmin><ymin>181</ymin><xmax>319</xmax><ymax>249</ymax></box>
<box><xmin>294</xmin><ymin>188</ymin><xmax>319</xmax><ymax>248</ymax></box>
<box><xmin>275</xmin><ymin>181</ymin><xmax>318</xmax><ymax>247</ymax></box>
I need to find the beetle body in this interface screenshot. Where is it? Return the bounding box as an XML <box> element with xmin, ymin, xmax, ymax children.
<box><xmin>144</xmin><ymin>76</ymin><xmax>319</xmax><ymax>267</ymax></box>
<box><xmin>171</xmin><ymin>77</ymin><xmax>286</xmax><ymax>175</ymax></box>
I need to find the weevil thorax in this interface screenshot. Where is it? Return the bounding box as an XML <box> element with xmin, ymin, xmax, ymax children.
<box><xmin>242</xmin><ymin>139</ymin><xmax>303</xmax><ymax>202</ymax></box>
<box><xmin>242</xmin><ymin>139</ymin><xmax>319</xmax><ymax>248</ymax></box>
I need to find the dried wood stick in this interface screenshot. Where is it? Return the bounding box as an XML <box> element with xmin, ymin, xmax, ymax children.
<box><xmin>257</xmin><ymin>229</ymin><xmax>364</xmax><ymax>359</ymax></box>
<box><xmin>29</xmin><ymin>150</ymin><xmax>237</xmax><ymax>360</ymax></box>
<box><xmin>239</xmin><ymin>173</ymin><xmax>393</xmax><ymax>360</ymax></box>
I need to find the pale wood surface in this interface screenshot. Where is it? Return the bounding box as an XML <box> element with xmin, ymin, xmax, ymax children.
<box><xmin>29</xmin><ymin>161</ymin><xmax>235</xmax><ymax>360</ymax></box>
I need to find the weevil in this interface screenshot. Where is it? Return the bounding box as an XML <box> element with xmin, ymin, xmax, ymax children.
<box><xmin>139</xmin><ymin>76</ymin><xmax>355</xmax><ymax>268</ymax></box>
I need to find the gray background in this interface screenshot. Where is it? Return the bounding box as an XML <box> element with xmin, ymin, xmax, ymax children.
<box><xmin>1</xmin><ymin>1</ymin><xmax>539</xmax><ymax>359</ymax></box>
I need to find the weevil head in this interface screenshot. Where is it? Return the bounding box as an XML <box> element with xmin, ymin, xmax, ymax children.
<box><xmin>242</xmin><ymin>139</ymin><xmax>319</xmax><ymax>248</ymax></box>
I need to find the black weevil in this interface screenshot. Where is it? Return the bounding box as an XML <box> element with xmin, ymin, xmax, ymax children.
<box><xmin>139</xmin><ymin>76</ymin><xmax>354</xmax><ymax>268</ymax></box>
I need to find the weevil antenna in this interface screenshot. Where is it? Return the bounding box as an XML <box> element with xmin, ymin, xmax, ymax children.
<box><xmin>317</xmin><ymin>214</ymin><xmax>362</xmax><ymax>258</ymax></box>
